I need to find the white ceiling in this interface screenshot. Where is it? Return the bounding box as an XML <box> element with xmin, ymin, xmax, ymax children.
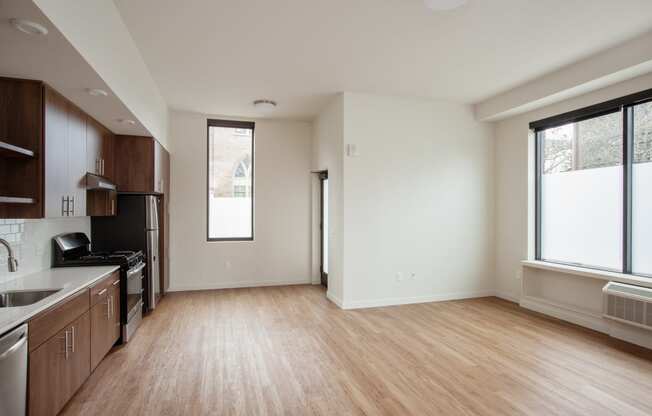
<box><xmin>114</xmin><ymin>0</ymin><xmax>652</xmax><ymax>120</ymax></box>
<box><xmin>0</xmin><ymin>0</ymin><xmax>150</xmax><ymax>136</ymax></box>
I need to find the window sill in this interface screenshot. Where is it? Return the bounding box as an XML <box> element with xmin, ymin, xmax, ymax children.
<box><xmin>521</xmin><ymin>260</ymin><xmax>652</xmax><ymax>289</ymax></box>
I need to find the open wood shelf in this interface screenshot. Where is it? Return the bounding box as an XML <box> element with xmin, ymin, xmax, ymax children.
<box><xmin>0</xmin><ymin>140</ymin><xmax>35</xmax><ymax>158</ymax></box>
<box><xmin>0</xmin><ymin>195</ymin><xmax>36</xmax><ymax>204</ymax></box>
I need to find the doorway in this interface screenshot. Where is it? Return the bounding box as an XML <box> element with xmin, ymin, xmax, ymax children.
<box><xmin>319</xmin><ymin>172</ymin><xmax>329</xmax><ymax>287</ymax></box>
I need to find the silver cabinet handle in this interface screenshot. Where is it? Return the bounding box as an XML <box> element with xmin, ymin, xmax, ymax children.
<box><xmin>102</xmin><ymin>158</ymin><xmax>105</xmax><ymax>175</ymax></box>
<box><xmin>111</xmin><ymin>198</ymin><xmax>115</xmax><ymax>215</ymax></box>
<box><xmin>61</xmin><ymin>196</ymin><xmax>65</xmax><ymax>216</ymax></box>
<box><xmin>63</xmin><ymin>330</ymin><xmax>69</xmax><ymax>360</ymax></box>
<box><xmin>70</xmin><ymin>325</ymin><xmax>75</xmax><ymax>353</ymax></box>
<box><xmin>70</xmin><ymin>196</ymin><xmax>75</xmax><ymax>216</ymax></box>
<box><xmin>98</xmin><ymin>288</ymin><xmax>108</xmax><ymax>296</ymax></box>
<box><xmin>95</xmin><ymin>158</ymin><xmax>100</xmax><ymax>174</ymax></box>
<box><xmin>106</xmin><ymin>295</ymin><xmax>111</xmax><ymax>319</ymax></box>
<box><xmin>112</xmin><ymin>279</ymin><xmax>120</xmax><ymax>286</ymax></box>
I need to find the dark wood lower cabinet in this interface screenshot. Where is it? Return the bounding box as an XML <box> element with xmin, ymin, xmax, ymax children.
<box><xmin>90</xmin><ymin>276</ymin><xmax>120</xmax><ymax>370</ymax></box>
<box><xmin>29</xmin><ymin>312</ymin><xmax>91</xmax><ymax>416</ymax></box>
<box><xmin>28</xmin><ymin>272</ymin><xmax>121</xmax><ymax>415</ymax></box>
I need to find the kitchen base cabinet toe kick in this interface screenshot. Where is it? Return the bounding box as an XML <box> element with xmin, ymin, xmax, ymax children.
<box><xmin>27</xmin><ymin>270</ymin><xmax>120</xmax><ymax>416</ymax></box>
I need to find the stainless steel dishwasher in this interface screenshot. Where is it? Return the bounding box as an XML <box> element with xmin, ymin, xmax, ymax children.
<box><xmin>0</xmin><ymin>324</ymin><xmax>28</xmax><ymax>416</ymax></box>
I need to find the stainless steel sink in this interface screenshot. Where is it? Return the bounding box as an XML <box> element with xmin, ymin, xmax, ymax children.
<box><xmin>0</xmin><ymin>289</ymin><xmax>61</xmax><ymax>308</ymax></box>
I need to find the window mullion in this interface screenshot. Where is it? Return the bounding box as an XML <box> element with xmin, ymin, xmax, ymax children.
<box><xmin>623</xmin><ymin>106</ymin><xmax>633</xmax><ymax>274</ymax></box>
<box><xmin>535</xmin><ymin>130</ymin><xmax>543</xmax><ymax>260</ymax></box>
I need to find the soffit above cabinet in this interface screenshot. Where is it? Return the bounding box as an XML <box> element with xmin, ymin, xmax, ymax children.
<box><xmin>0</xmin><ymin>0</ymin><xmax>151</xmax><ymax>137</ymax></box>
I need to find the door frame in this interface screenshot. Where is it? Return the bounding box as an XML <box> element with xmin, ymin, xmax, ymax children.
<box><xmin>319</xmin><ymin>171</ymin><xmax>328</xmax><ymax>287</ymax></box>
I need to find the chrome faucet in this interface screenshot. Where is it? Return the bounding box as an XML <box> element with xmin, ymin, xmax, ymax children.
<box><xmin>0</xmin><ymin>238</ymin><xmax>18</xmax><ymax>272</ymax></box>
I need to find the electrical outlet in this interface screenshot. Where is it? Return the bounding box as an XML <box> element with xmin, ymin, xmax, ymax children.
<box><xmin>409</xmin><ymin>272</ymin><xmax>416</xmax><ymax>280</ymax></box>
<box><xmin>395</xmin><ymin>272</ymin><xmax>403</xmax><ymax>282</ymax></box>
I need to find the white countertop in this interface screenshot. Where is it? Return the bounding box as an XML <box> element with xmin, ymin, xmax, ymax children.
<box><xmin>0</xmin><ymin>266</ymin><xmax>119</xmax><ymax>336</ymax></box>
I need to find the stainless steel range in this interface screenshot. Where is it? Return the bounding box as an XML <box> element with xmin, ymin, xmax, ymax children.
<box><xmin>52</xmin><ymin>233</ymin><xmax>145</xmax><ymax>342</ymax></box>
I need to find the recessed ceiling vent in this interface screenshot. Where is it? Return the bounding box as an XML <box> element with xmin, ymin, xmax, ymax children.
<box><xmin>603</xmin><ymin>282</ymin><xmax>652</xmax><ymax>330</ymax></box>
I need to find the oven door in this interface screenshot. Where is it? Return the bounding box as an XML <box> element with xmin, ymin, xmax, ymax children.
<box><xmin>126</xmin><ymin>262</ymin><xmax>145</xmax><ymax>321</ymax></box>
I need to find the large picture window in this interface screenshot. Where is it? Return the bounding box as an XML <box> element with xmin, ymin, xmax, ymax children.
<box><xmin>207</xmin><ymin>119</ymin><xmax>254</xmax><ymax>241</ymax></box>
<box><xmin>532</xmin><ymin>89</ymin><xmax>652</xmax><ymax>277</ymax></box>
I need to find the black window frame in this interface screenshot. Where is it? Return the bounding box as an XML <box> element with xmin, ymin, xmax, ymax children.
<box><xmin>531</xmin><ymin>87</ymin><xmax>652</xmax><ymax>277</ymax></box>
<box><xmin>206</xmin><ymin>119</ymin><xmax>255</xmax><ymax>242</ymax></box>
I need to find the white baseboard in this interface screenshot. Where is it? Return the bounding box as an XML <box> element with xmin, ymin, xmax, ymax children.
<box><xmin>494</xmin><ymin>291</ymin><xmax>520</xmax><ymax>303</ymax></box>
<box><xmin>520</xmin><ymin>295</ymin><xmax>608</xmax><ymax>334</ymax></box>
<box><xmin>168</xmin><ymin>279</ymin><xmax>311</xmax><ymax>292</ymax></box>
<box><xmin>339</xmin><ymin>290</ymin><xmax>496</xmax><ymax>310</ymax></box>
<box><xmin>326</xmin><ymin>291</ymin><xmax>343</xmax><ymax>308</ymax></box>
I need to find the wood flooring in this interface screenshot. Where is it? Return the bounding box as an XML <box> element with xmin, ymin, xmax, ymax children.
<box><xmin>60</xmin><ymin>285</ymin><xmax>652</xmax><ymax>416</ymax></box>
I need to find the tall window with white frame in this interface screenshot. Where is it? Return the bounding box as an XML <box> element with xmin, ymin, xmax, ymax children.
<box><xmin>533</xmin><ymin>89</ymin><xmax>652</xmax><ymax>277</ymax></box>
<box><xmin>207</xmin><ymin>119</ymin><xmax>254</xmax><ymax>241</ymax></box>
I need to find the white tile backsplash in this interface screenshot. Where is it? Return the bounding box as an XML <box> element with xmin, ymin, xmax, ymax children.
<box><xmin>0</xmin><ymin>217</ymin><xmax>90</xmax><ymax>285</ymax></box>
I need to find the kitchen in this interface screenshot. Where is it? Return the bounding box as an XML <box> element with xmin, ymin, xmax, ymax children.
<box><xmin>3</xmin><ymin>0</ymin><xmax>652</xmax><ymax>415</ymax></box>
<box><xmin>0</xmin><ymin>80</ymin><xmax>170</xmax><ymax>415</ymax></box>
<box><xmin>0</xmin><ymin>2</ymin><xmax>170</xmax><ymax>414</ymax></box>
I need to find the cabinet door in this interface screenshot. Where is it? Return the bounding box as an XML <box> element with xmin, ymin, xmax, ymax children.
<box><xmin>100</xmin><ymin>123</ymin><xmax>115</xmax><ymax>180</ymax></box>
<box><xmin>67</xmin><ymin>104</ymin><xmax>87</xmax><ymax>217</ymax></box>
<box><xmin>44</xmin><ymin>88</ymin><xmax>69</xmax><ymax>218</ymax></box>
<box><xmin>114</xmin><ymin>135</ymin><xmax>154</xmax><ymax>192</ymax></box>
<box><xmin>29</xmin><ymin>313</ymin><xmax>91</xmax><ymax>416</ymax></box>
<box><xmin>29</xmin><ymin>324</ymin><xmax>68</xmax><ymax>416</ymax></box>
<box><xmin>111</xmin><ymin>279</ymin><xmax>121</xmax><ymax>342</ymax></box>
<box><xmin>86</xmin><ymin>117</ymin><xmax>102</xmax><ymax>175</ymax></box>
<box><xmin>154</xmin><ymin>140</ymin><xmax>162</xmax><ymax>193</ymax></box>
<box><xmin>90</xmin><ymin>295</ymin><xmax>112</xmax><ymax>370</ymax></box>
<box><xmin>87</xmin><ymin>189</ymin><xmax>117</xmax><ymax>216</ymax></box>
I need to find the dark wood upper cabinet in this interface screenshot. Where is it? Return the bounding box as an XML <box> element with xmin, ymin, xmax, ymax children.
<box><xmin>43</xmin><ymin>87</ymin><xmax>87</xmax><ymax>217</ymax></box>
<box><xmin>0</xmin><ymin>77</ymin><xmax>44</xmax><ymax>218</ymax></box>
<box><xmin>0</xmin><ymin>77</ymin><xmax>120</xmax><ymax>219</ymax></box>
<box><xmin>86</xmin><ymin>116</ymin><xmax>115</xmax><ymax>180</ymax></box>
<box><xmin>114</xmin><ymin>135</ymin><xmax>169</xmax><ymax>194</ymax></box>
<box><xmin>115</xmin><ymin>135</ymin><xmax>170</xmax><ymax>296</ymax></box>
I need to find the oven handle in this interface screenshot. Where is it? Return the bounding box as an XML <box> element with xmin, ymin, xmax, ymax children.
<box><xmin>127</xmin><ymin>262</ymin><xmax>146</xmax><ymax>279</ymax></box>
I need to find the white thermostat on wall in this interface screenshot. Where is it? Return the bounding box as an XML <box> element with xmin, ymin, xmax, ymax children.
<box><xmin>346</xmin><ymin>144</ymin><xmax>359</xmax><ymax>157</ymax></box>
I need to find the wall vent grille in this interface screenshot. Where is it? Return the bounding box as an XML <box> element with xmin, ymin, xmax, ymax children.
<box><xmin>603</xmin><ymin>282</ymin><xmax>652</xmax><ymax>331</ymax></box>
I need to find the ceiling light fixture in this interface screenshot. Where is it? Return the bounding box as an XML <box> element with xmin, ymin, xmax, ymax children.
<box><xmin>87</xmin><ymin>88</ymin><xmax>108</xmax><ymax>97</ymax></box>
<box><xmin>253</xmin><ymin>99</ymin><xmax>277</xmax><ymax>113</ymax></box>
<box><xmin>424</xmin><ymin>0</ymin><xmax>468</xmax><ymax>11</ymax></box>
<box><xmin>9</xmin><ymin>18</ymin><xmax>49</xmax><ymax>36</ymax></box>
<box><xmin>118</xmin><ymin>118</ymin><xmax>136</xmax><ymax>125</ymax></box>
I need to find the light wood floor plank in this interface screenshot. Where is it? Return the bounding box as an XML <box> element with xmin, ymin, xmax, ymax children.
<box><xmin>60</xmin><ymin>285</ymin><xmax>652</xmax><ymax>416</ymax></box>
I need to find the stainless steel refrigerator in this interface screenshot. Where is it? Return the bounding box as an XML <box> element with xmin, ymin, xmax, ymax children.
<box><xmin>91</xmin><ymin>194</ymin><xmax>161</xmax><ymax>311</ymax></box>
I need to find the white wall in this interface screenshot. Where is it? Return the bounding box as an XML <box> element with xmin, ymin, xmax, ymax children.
<box><xmin>34</xmin><ymin>0</ymin><xmax>169</xmax><ymax>148</ymax></box>
<box><xmin>338</xmin><ymin>93</ymin><xmax>495</xmax><ymax>308</ymax></box>
<box><xmin>495</xmin><ymin>72</ymin><xmax>652</xmax><ymax>301</ymax></box>
<box><xmin>0</xmin><ymin>217</ymin><xmax>89</xmax><ymax>285</ymax></box>
<box><xmin>168</xmin><ymin>110</ymin><xmax>312</xmax><ymax>291</ymax></box>
<box><xmin>311</xmin><ymin>95</ymin><xmax>344</xmax><ymax>304</ymax></box>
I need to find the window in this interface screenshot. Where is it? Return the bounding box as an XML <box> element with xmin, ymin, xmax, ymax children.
<box><xmin>532</xmin><ymin>88</ymin><xmax>652</xmax><ymax>276</ymax></box>
<box><xmin>633</xmin><ymin>101</ymin><xmax>652</xmax><ymax>276</ymax></box>
<box><xmin>207</xmin><ymin>119</ymin><xmax>254</xmax><ymax>241</ymax></box>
